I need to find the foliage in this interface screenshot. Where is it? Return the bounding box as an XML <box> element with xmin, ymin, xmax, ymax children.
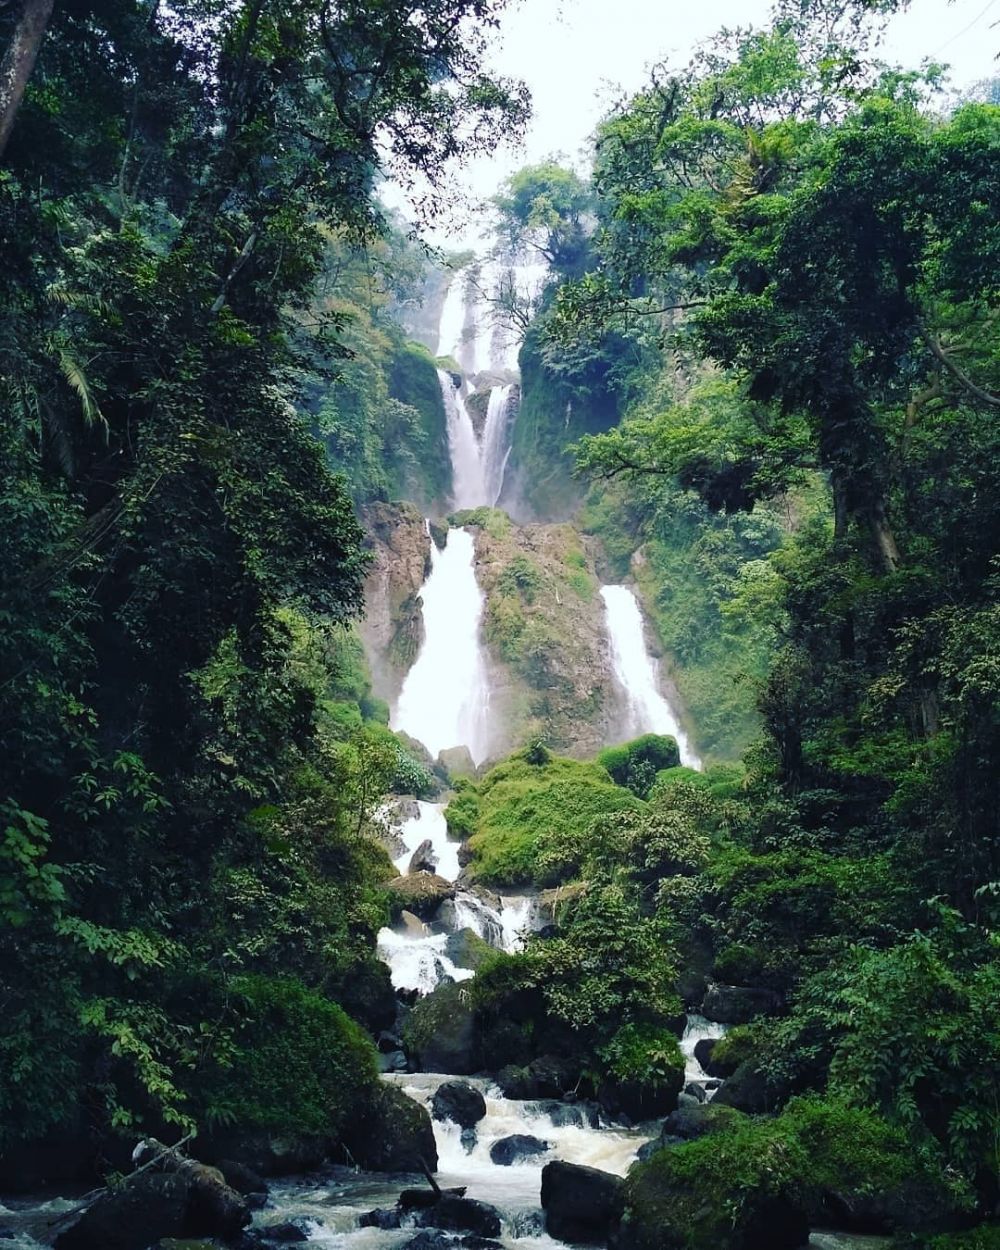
<box><xmin>452</xmin><ymin>750</ymin><xmax>642</xmax><ymax>886</ymax></box>
<box><xmin>598</xmin><ymin>733</ymin><xmax>680</xmax><ymax>797</ymax></box>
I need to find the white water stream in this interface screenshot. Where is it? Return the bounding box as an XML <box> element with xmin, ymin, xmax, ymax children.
<box><xmin>600</xmin><ymin>585</ymin><xmax>702</xmax><ymax>770</ymax></box>
<box><xmin>391</xmin><ymin>528</ymin><xmax>490</xmax><ymax>767</ymax></box>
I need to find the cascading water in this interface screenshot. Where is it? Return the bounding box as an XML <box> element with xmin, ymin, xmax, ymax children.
<box><xmin>438</xmin><ymin>369</ymin><xmax>488</xmax><ymax>510</ymax></box>
<box><xmin>391</xmin><ymin>527</ymin><xmax>490</xmax><ymax>765</ymax></box>
<box><xmin>600</xmin><ymin>584</ymin><xmax>702</xmax><ymax>770</ymax></box>
<box><xmin>481</xmin><ymin>382</ymin><xmax>515</xmax><ymax>507</ymax></box>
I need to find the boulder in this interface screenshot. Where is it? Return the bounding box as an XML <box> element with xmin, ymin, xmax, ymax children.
<box><xmin>693</xmin><ymin>1036</ymin><xmax>737</xmax><ymax>1078</ymax></box>
<box><xmin>683</xmin><ymin>1082</ymin><xmax>706</xmax><ymax>1103</ymax></box>
<box><xmin>489</xmin><ymin>1134</ymin><xmax>549</xmax><ymax>1166</ymax></box>
<box><xmin>54</xmin><ymin>1175</ymin><xmax>192</xmax><ymax>1250</ymax></box>
<box><xmin>127</xmin><ymin>1143</ymin><xmax>250</xmax><ymax>1241</ymax></box>
<box><xmin>385</xmin><ymin>873</ymin><xmax>455</xmax><ymax>921</ymax></box>
<box><xmin>597</xmin><ymin>1067</ymin><xmax>684</xmax><ymax>1122</ymax></box>
<box><xmin>403</xmin><ymin>982</ymin><xmax>480</xmax><ymax>1074</ymax></box>
<box><xmin>541</xmin><ymin>1160</ymin><xmax>625</xmax><ymax>1245</ymax></box>
<box><xmin>431</xmin><ymin>1080</ymin><xmax>487</xmax><ymax>1128</ymax></box>
<box><xmin>359</xmin><ymin>1208</ymin><xmax>402</xmax><ymax>1230</ymax></box>
<box><xmin>415</xmin><ymin>1195</ymin><xmax>502</xmax><ymax>1238</ymax></box>
<box><xmin>408</xmin><ymin>838</ymin><xmax>439</xmax><ymax>875</ymax></box>
<box><xmin>444</xmin><ymin>928</ymin><xmax>495</xmax><ymax>972</ymax></box>
<box><xmin>496</xmin><ymin>1055</ymin><xmax>575</xmax><ymax>1100</ymax></box>
<box><xmin>712</xmin><ymin>1062</ymin><xmax>783</xmax><ymax>1115</ymax></box>
<box><xmin>702</xmin><ymin>984</ymin><xmax>783</xmax><ymax>1025</ymax></box>
<box><xmin>260</xmin><ymin>1219</ymin><xmax>311</xmax><ymax>1242</ymax></box>
<box><xmin>527</xmin><ymin>1099</ymin><xmax>600</xmax><ymax>1128</ymax></box>
<box><xmin>402</xmin><ymin>1234</ymin><xmax>501</xmax><ymax>1250</ymax></box>
<box><xmin>199</xmin><ymin>1129</ymin><xmax>329</xmax><ymax>1176</ymax></box>
<box><xmin>217</xmin><ymin>1159</ymin><xmax>268</xmax><ymax>1198</ymax></box>
<box><xmin>660</xmin><ymin>1102</ymin><xmax>746</xmax><ymax>1142</ymax></box>
<box><xmin>341</xmin><ymin>1083</ymin><xmax>438</xmax><ymax>1173</ymax></box>
<box><xmin>437</xmin><ymin>746</ymin><xmax>477</xmax><ymax>780</ymax></box>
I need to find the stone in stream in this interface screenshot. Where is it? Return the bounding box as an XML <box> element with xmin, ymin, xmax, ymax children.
<box><xmin>527</xmin><ymin>1098</ymin><xmax>601</xmax><ymax>1128</ymax></box>
<box><xmin>402</xmin><ymin>1234</ymin><xmax>502</xmax><ymax>1250</ymax></box>
<box><xmin>408</xmin><ymin>837</ymin><xmax>439</xmax><ymax>874</ymax></box>
<box><xmin>541</xmin><ymin>1160</ymin><xmax>625</xmax><ymax>1245</ymax></box>
<box><xmin>489</xmin><ymin>1133</ymin><xmax>550</xmax><ymax>1166</ymax></box>
<box><xmin>385</xmin><ymin>873</ymin><xmax>455</xmax><ymax>921</ymax></box>
<box><xmin>340</xmin><ymin>1084</ymin><xmax>438</xmax><ymax>1172</ymax></box>
<box><xmin>54</xmin><ymin>1174</ymin><xmax>193</xmax><ymax>1250</ymax></box>
<box><xmin>217</xmin><ymin>1159</ymin><xmax>268</xmax><ymax>1198</ymax></box>
<box><xmin>712</xmin><ymin>1061</ymin><xmax>786</xmax><ymax>1114</ymax></box>
<box><xmin>683</xmin><ymin>1081</ymin><xmax>707</xmax><ymax>1103</ymax></box>
<box><xmin>693</xmin><ymin>1036</ymin><xmax>737</xmax><ymax>1078</ymax></box>
<box><xmin>431</xmin><ymin>1079</ymin><xmax>487</xmax><ymax>1127</ymax></box>
<box><xmin>415</xmin><ymin>1194</ymin><xmax>502</xmax><ymax>1238</ymax></box>
<box><xmin>358</xmin><ymin>1207</ymin><xmax>402</xmax><ymax>1230</ymax></box>
<box><xmin>496</xmin><ymin>1054</ymin><xmax>575</xmax><ymax>1099</ymax></box>
<box><xmin>260</xmin><ymin>1218</ymin><xmax>312</xmax><ymax>1242</ymax></box>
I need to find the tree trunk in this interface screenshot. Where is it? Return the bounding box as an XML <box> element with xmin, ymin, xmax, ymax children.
<box><xmin>0</xmin><ymin>0</ymin><xmax>54</xmax><ymax>160</ymax></box>
<box><xmin>865</xmin><ymin>496</ymin><xmax>901</xmax><ymax>575</ymax></box>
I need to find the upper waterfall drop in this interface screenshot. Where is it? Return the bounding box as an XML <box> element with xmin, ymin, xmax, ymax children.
<box><xmin>601</xmin><ymin>584</ymin><xmax>702</xmax><ymax>770</ymax></box>
<box><xmin>391</xmin><ymin>527</ymin><xmax>490</xmax><ymax>765</ymax></box>
<box><xmin>481</xmin><ymin>383</ymin><xmax>515</xmax><ymax>507</ymax></box>
<box><xmin>438</xmin><ymin>368</ymin><xmax>487</xmax><ymax>510</ymax></box>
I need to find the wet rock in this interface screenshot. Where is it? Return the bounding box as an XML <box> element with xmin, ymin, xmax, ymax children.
<box><xmin>399</xmin><ymin>1186</ymin><xmax>467</xmax><ymax>1210</ymax></box>
<box><xmin>431</xmin><ymin>1080</ymin><xmax>487</xmax><ymax>1128</ymax></box>
<box><xmin>693</xmin><ymin>1036</ymin><xmax>737</xmax><ymax>1078</ymax></box>
<box><xmin>378</xmin><ymin>1030</ymin><xmax>403</xmax><ymax>1052</ymax></box>
<box><xmin>660</xmin><ymin>1102</ymin><xmax>747</xmax><ymax>1142</ymax></box>
<box><xmin>409</xmin><ymin>838</ymin><xmax>439</xmax><ymax>875</ymax></box>
<box><xmin>385</xmin><ymin>872</ymin><xmax>455</xmax><ymax>921</ymax></box>
<box><xmin>683</xmin><ymin>1082</ymin><xmax>706</xmax><ymax>1103</ymax></box>
<box><xmin>246</xmin><ymin>1192</ymin><xmax>268</xmax><ymax>1210</ymax></box>
<box><xmin>358</xmin><ymin>1208</ymin><xmax>402</xmax><ymax>1230</ymax></box>
<box><xmin>712</xmin><ymin>1062</ymin><xmax>784</xmax><ymax>1114</ymax></box>
<box><xmin>378</xmin><ymin>1049</ymin><xmax>408</xmax><ymax>1074</ymax></box>
<box><xmin>496</xmin><ymin>1054</ymin><xmax>575</xmax><ymax>1099</ymax></box>
<box><xmin>395</xmin><ymin>797</ymin><xmax>422</xmax><ymax>822</ymax></box>
<box><xmin>341</xmin><ymin>1083</ymin><xmax>438</xmax><ymax>1172</ymax></box>
<box><xmin>527</xmin><ymin>1099</ymin><xmax>601</xmax><ymax>1128</ymax></box>
<box><xmin>541</xmin><ymin>1160</ymin><xmax>625</xmax><ymax>1245</ymax></box>
<box><xmin>402</xmin><ymin>1234</ymin><xmax>501</xmax><ymax>1250</ymax></box>
<box><xmin>702</xmin><ymin>983</ymin><xmax>783</xmax><ymax>1025</ymax></box>
<box><xmin>403</xmin><ymin>981</ymin><xmax>480</xmax><ymax>1074</ymax></box>
<box><xmin>676</xmin><ymin>1091</ymin><xmax>703</xmax><ymax>1110</ymax></box>
<box><xmin>415</xmin><ymin>1195</ymin><xmax>502</xmax><ymax>1238</ymax></box>
<box><xmin>55</xmin><ymin>1174</ymin><xmax>192</xmax><ymax>1250</ymax></box>
<box><xmin>489</xmin><ymin>1134</ymin><xmax>549</xmax><ymax>1166</ymax></box>
<box><xmin>260</xmin><ymin>1218</ymin><xmax>311</xmax><ymax>1242</ymax></box>
<box><xmin>597</xmin><ymin>1066</ymin><xmax>684</xmax><ymax>1122</ymax></box>
<box><xmin>444</xmin><ymin>928</ymin><xmax>495</xmax><ymax>972</ymax></box>
<box><xmin>460</xmin><ymin>1128</ymin><xmax>477</xmax><ymax>1154</ymax></box>
<box><xmin>217</xmin><ymin>1159</ymin><xmax>268</xmax><ymax>1198</ymax></box>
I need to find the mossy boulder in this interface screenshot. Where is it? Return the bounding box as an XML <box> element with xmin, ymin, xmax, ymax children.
<box><xmin>702</xmin><ymin>983</ymin><xmax>784</xmax><ymax>1025</ymax></box>
<box><xmin>385</xmin><ymin>872</ymin><xmax>455</xmax><ymax>920</ymax></box>
<box><xmin>342</xmin><ymin>1084</ymin><xmax>438</xmax><ymax>1173</ymax></box>
<box><xmin>403</xmin><ymin>982</ymin><xmax>480</xmax><ymax>1074</ymax></box>
<box><xmin>541</xmin><ymin>1160</ymin><xmax>625</xmax><ymax>1245</ymax></box>
<box><xmin>445</xmin><ymin>928</ymin><xmax>495</xmax><ymax>972</ymax></box>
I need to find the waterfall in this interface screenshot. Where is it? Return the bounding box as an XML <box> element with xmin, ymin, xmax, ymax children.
<box><xmin>439</xmin><ymin>369</ymin><xmax>488</xmax><ymax>509</ymax></box>
<box><xmin>600</xmin><ymin>584</ymin><xmax>702</xmax><ymax>770</ymax></box>
<box><xmin>392</xmin><ymin>527</ymin><xmax>490</xmax><ymax>765</ymax></box>
<box><xmin>481</xmin><ymin>383</ymin><xmax>514</xmax><ymax>506</ymax></box>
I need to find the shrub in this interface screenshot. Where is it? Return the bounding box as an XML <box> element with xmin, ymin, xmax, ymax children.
<box><xmin>599</xmin><ymin>734</ymin><xmax>680</xmax><ymax>798</ymax></box>
<box><xmin>196</xmin><ymin>976</ymin><xmax>378</xmax><ymax>1137</ymax></box>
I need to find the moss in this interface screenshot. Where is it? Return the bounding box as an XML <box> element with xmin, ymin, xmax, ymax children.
<box><xmin>599</xmin><ymin>734</ymin><xmax>681</xmax><ymax>798</ymax></box>
<box><xmin>197</xmin><ymin>976</ymin><xmax>378</xmax><ymax>1138</ymax></box>
<box><xmin>624</xmin><ymin>1098</ymin><xmax>939</xmax><ymax>1250</ymax></box>
<box><xmin>387</xmin><ymin>340</ymin><xmax>451</xmax><ymax>508</ymax></box>
<box><xmin>454</xmin><ymin>750</ymin><xmax>642</xmax><ymax>887</ymax></box>
<box><xmin>450</xmin><ymin>506</ymin><xmax>511</xmax><ymax>538</ymax></box>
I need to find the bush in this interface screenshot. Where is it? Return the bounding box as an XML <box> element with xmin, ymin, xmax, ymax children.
<box><xmin>599</xmin><ymin>734</ymin><xmax>680</xmax><ymax>798</ymax></box>
<box><xmin>196</xmin><ymin>976</ymin><xmax>378</xmax><ymax>1137</ymax></box>
<box><xmin>459</xmin><ymin>751</ymin><xmax>642</xmax><ymax>886</ymax></box>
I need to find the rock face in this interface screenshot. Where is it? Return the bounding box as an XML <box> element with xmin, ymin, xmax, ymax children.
<box><xmin>438</xmin><ymin>745</ymin><xmax>477</xmax><ymax>779</ymax></box>
<box><xmin>702</xmin><ymin>983</ymin><xmax>783</xmax><ymax>1025</ymax></box>
<box><xmin>358</xmin><ymin>501</ymin><xmax>431</xmax><ymax>706</ymax></box>
<box><xmin>431</xmin><ymin>1080</ymin><xmax>487</xmax><ymax>1128</ymax></box>
<box><xmin>541</xmin><ymin>1160</ymin><xmax>625</xmax><ymax>1245</ymax></box>
<box><xmin>469</xmin><ymin>519</ymin><xmax>629</xmax><ymax>759</ymax></box>
<box><xmin>341</xmin><ymin>1084</ymin><xmax>438</xmax><ymax>1173</ymax></box>
<box><xmin>385</xmin><ymin>872</ymin><xmax>455</xmax><ymax>920</ymax></box>
<box><xmin>712</xmin><ymin>1063</ymin><xmax>784</xmax><ymax>1115</ymax></box>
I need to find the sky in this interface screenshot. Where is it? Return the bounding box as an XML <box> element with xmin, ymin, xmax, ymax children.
<box><xmin>386</xmin><ymin>0</ymin><xmax>999</xmax><ymax>247</ymax></box>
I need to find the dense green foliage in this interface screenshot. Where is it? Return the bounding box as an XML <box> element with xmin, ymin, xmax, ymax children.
<box><xmin>0</xmin><ymin>0</ymin><xmax>525</xmax><ymax>1166</ymax></box>
<box><xmin>447</xmin><ymin>747</ymin><xmax>641</xmax><ymax>885</ymax></box>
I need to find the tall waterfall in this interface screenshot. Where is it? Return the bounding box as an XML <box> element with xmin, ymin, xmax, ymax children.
<box><xmin>392</xmin><ymin>527</ymin><xmax>490</xmax><ymax>764</ymax></box>
<box><xmin>438</xmin><ymin>369</ymin><xmax>488</xmax><ymax>510</ymax></box>
<box><xmin>601</xmin><ymin>584</ymin><xmax>702</xmax><ymax>770</ymax></box>
<box><xmin>481</xmin><ymin>382</ymin><xmax>515</xmax><ymax>507</ymax></box>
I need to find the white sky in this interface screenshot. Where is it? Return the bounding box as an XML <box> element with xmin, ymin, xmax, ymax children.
<box><xmin>386</xmin><ymin>0</ymin><xmax>999</xmax><ymax>246</ymax></box>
